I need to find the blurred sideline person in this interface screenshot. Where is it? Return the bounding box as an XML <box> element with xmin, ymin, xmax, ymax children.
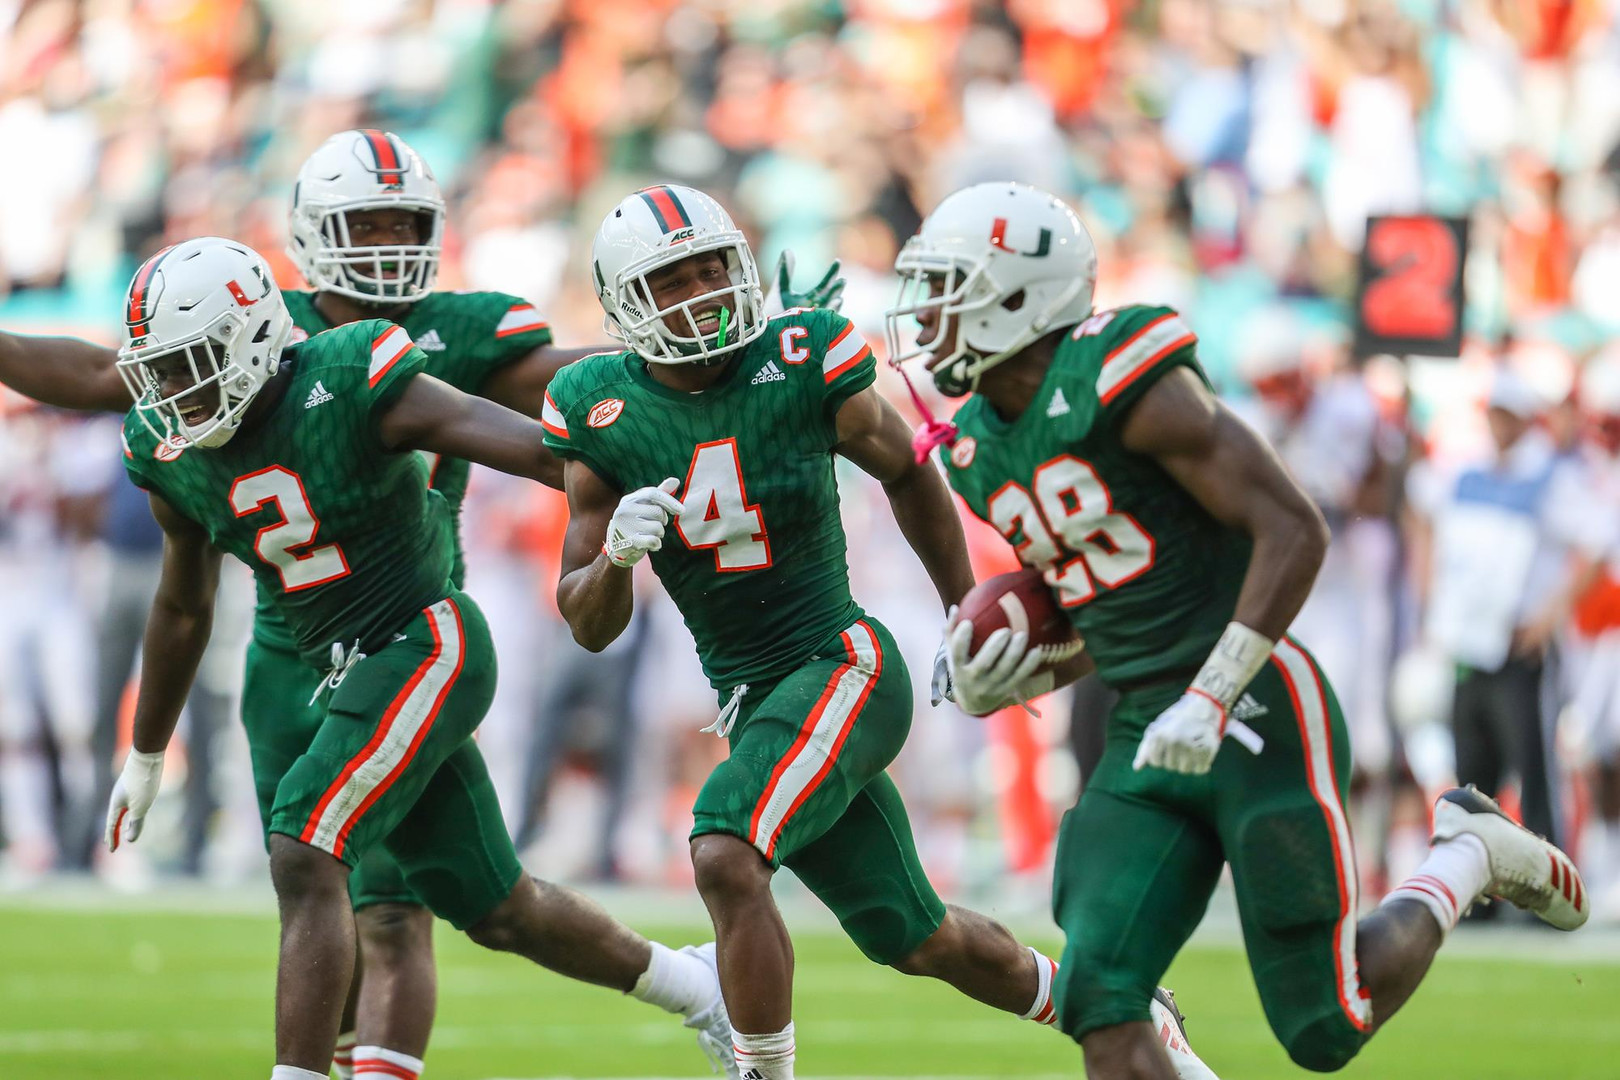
<box><xmin>897</xmin><ymin>181</ymin><xmax>1589</xmax><ymax>1080</ymax></box>
<box><xmin>1407</xmin><ymin>370</ymin><xmax>1609</xmax><ymax>849</ymax></box>
<box><xmin>0</xmin><ymin>409</ymin><xmax>101</xmax><ymax>875</ymax></box>
<box><xmin>1562</xmin><ymin>353</ymin><xmax>1620</xmax><ymax>914</ymax></box>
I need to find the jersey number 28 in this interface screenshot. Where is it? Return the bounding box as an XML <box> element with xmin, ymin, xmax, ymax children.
<box><xmin>674</xmin><ymin>439</ymin><xmax>772</xmax><ymax>571</ymax></box>
<box><xmin>987</xmin><ymin>454</ymin><xmax>1154</xmax><ymax>606</ymax></box>
<box><xmin>230</xmin><ymin>465</ymin><xmax>352</xmax><ymax>591</ymax></box>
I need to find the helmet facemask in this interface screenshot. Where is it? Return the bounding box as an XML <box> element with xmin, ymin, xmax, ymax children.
<box><xmin>600</xmin><ymin>237</ymin><xmax>766</xmax><ymax>367</ymax></box>
<box><xmin>887</xmin><ymin>243</ymin><xmax>1090</xmax><ymax>398</ymax></box>
<box><xmin>118</xmin><ymin>308</ymin><xmax>286</xmax><ymax>449</ymax></box>
<box><xmin>293</xmin><ymin>199</ymin><xmax>443</xmax><ymax>305</ymax></box>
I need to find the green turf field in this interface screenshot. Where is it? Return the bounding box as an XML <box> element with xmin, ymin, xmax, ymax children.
<box><xmin>1</xmin><ymin>893</ymin><xmax>1615</xmax><ymax>1079</ymax></box>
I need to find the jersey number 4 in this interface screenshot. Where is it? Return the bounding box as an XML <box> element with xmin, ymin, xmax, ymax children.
<box><xmin>229</xmin><ymin>465</ymin><xmax>352</xmax><ymax>591</ymax></box>
<box><xmin>674</xmin><ymin>439</ymin><xmax>771</xmax><ymax>571</ymax></box>
<box><xmin>988</xmin><ymin>454</ymin><xmax>1154</xmax><ymax>606</ymax></box>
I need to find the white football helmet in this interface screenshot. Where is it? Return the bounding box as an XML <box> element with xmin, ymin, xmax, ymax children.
<box><xmin>287</xmin><ymin>129</ymin><xmax>444</xmax><ymax>304</ymax></box>
<box><xmin>591</xmin><ymin>184</ymin><xmax>766</xmax><ymax>366</ymax></box>
<box><xmin>887</xmin><ymin>181</ymin><xmax>1097</xmax><ymax>396</ymax></box>
<box><xmin>117</xmin><ymin>237</ymin><xmax>293</xmax><ymax>449</ymax></box>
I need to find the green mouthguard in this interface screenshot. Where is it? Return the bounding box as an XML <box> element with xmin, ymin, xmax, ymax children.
<box><xmin>716</xmin><ymin>306</ymin><xmax>730</xmax><ymax>349</ymax></box>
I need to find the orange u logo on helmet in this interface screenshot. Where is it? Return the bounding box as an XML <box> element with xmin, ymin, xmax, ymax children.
<box><xmin>989</xmin><ymin>217</ymin><xmax>1052</xmax><ymax>258</ymax></box>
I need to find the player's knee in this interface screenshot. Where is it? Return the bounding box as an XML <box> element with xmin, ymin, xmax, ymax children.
<box><xmin>888</xmin><ymin>916</ymin><xmax>953</xmax><ymax>976</ymax></box>
<box><xmin>463</xmin><ymin>878</ymin><xmax>534</xmax><ymax>954</ymax></box>
<box><xmin>690</xmin><ymin>833</ymin><xmax>771</xmax><ymax>908</ymax></box>
<box><xmin>1052</xmin><ymin>944</ymin><xmax>1150</xmax><ymax>1039</ymax></box>
<box><xmin>1278</xmin><ymin>1015</ymin><xmax>1366</xmax><ymax>1073</ymax></box>
<box><xmin>356</xmin><ymin>903</ymin><xmax>432</xmax><ymax>967</ymax></box>
<box><xmin>890</xmin><ymin>908</ymin><xmax>1005</xmax><ymax>977</ymax></box>
<box><xmin>268</xmin><ymin>834</ymin><xmax>349</xmax><ymax>909</ymax></box>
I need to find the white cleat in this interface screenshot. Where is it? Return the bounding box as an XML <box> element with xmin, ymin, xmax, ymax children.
<box><xmin>681</xmin><ymin>942</ymin><xmax>739</xmax><ymax>1079</ymax></box>
<box><xmin>1432</xmin><ymin>785</ymin><xmax>1589</xmax><ymax>931</ymax></box>
<box><xmin>1150</xmin><ymin>987</ymin><xmax>1222</xmax><ymax>1080</ymax></box>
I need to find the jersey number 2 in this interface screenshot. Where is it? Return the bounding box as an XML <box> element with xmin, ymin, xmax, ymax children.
<box><xmin>674</xmin><ymin>439</ymin><xmax>771</xmax><ymax>571</ymax></box>
<box><xmin>229</xmin><ymin>466</ymin><xmax>351</xmax><ymax>591</ymax></box>
<box><xmin>987</xmin><ymin>454</ymin><xmax>1153</xmax><ymax>606</ymax></box>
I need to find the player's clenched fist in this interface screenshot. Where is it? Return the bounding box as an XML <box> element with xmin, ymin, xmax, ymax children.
<box><xmin>1134</xmin><ymin>692</ymin><xmax>1224</xmax><ymax>774</ymax></box>
<box><xmin>105</xmin><ymin>748</ymin><xmax>165</xmax><ymax>850</ymax></box>
<box><xmin>604</xmin><ymin>477</ymin><xmax>684</xmax><ymax>567</ymax></box>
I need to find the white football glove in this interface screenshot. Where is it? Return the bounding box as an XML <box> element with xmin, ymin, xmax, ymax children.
<box><xmin>1134</xmin><ymin>692</ymin><xmax>1225</xmax><ymax>775</ymax></box>
<box><xmin>604</xmin><ymin>477</ymin><xmax>683</xmax><ymax>568</ymax></box>
<box><xmin>944</xmin><ymin>611</ymin><xmax>1047</xmax><ymax>717</ymax></box>
<box><xmin>105</xmin><ymin>748</ymin><xmax>165</xmax><ymax>851</ymax></box>
<box><xmin>930</xmin><ymin>634</ymin><xmax>953</xmax><ymax>706</ymax></box>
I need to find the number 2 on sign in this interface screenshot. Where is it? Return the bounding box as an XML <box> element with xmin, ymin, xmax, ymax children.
<box><xmin>674</xmin><ymin>438</ymin><xmax>771</xmax><ymax>571</ymax></box>
<box><xmin>229</xmin><ymin>465</ymin><xmax>351</xmax><ymax>591</ymax></box>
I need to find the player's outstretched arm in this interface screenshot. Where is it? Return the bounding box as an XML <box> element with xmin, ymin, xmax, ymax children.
<box><xmin>1122</xmin><ymin>367</ymin><xmax>1329</xmax><ymax>774</ymax></box>
<box><xmin>556</xmin><ymin>460</ymin><xmax>665</xmax><ymax>652</ymax></box>
<box><xmin>377</xmin><ymin>371</ymin><xmax>564</xmax><ymax>489</ymax></box>
<box><xmin>0</xmin><ymin>331</ymin><xmax>128</xmax><ymax>412</ymax></box>
<box><xmin>106</xmin><ymin>493</ymin><xmax>223</xmax><ymax>850</ymax></box>
<box><xmin>479</xmin><ymin>344</ymin><xmax>613</xmax><ymax>418</ymax></box>
<box><xmin>1120</xmin><ymin>367</ymin><xmax>1329</xmax><ymax>638</ymax></box>
<box><xmin>835</xmin><ymin>384</ymin><xmax>975</xmax><ymax>609</ymax></box>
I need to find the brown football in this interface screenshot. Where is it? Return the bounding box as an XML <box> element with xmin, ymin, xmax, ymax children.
<box><xmin>955</xmin><ymin>567</ymin><xmax>1085</xmax><ymax>669</ymax></box>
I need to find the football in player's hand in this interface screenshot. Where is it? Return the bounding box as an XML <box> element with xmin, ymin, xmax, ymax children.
<box><xmin>954</xmin><ymin>567</ymin><xmax>1084</xmax><ymax>669</ymax></box>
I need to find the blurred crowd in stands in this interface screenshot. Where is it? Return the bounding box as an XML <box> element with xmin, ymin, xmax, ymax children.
<box><xmin>7</xmin><ymin>0</ymin><xmax>1620</xmax><ymax>923</ymax></box>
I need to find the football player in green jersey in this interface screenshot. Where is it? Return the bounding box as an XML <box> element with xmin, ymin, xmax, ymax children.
<box><xmin>0</xmin><ymin>128</ymin><xmax>840</xmax><ymax>1080</ymax></box>
<box><xmin>888</xmin><ymin>181</ymin><xmax>1591</xmax><ymax>1079</ymax></box>
<box><xmin>101</xmin><ymin>236</ymin><xmax>745</xmax><ymax>1080</ymax></box>
<box><xmin>546</xmin><ymin>183</ymin><xmax>1216</xmax><ymax>1080</ymax></box>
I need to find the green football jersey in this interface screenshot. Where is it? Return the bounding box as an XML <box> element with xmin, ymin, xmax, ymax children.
<box><xmin>542</xmin><ymin>308</ymin><xmax>875</xmax><ymax>692</ymax></box>
<box><xmin>124</xmin><ymin>319</ymin><xmax>456</xmax><ymax>669</ymax></box>
<box><xmin>944</xmin><ymin>304</ymin><xmax>1252</xmax><ymax>687</ymax></box>
<box><xmin>251</xmin><ymin>289</ymin><xmax>553</xmax><ymax>650</ymax></box>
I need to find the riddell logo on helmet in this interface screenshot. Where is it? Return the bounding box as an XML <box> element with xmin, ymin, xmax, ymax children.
<box><xmin>588</xmin><ymin>398</ymin><xmax>626</xmax><ymax>429</ymax></box>
<box><xmin>989</xmin><ymin>217</ymin><xmax>1052</xmax><ymax>258</ymax></box>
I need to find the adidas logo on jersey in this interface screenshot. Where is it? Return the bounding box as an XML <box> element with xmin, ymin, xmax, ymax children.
<box><xmin>1231</xmin><ymin>693</ymin><xmax>1269</xmax><ymax>722</ymax></box>
<box><xmin>416</xmin><ymin>329</ymin><xmax>447</xmax><ymax>351</ymax></box>
<box><xmin>750</xmin><ymin>360</ymin><xmax>787</xmax><ymax>385</ymax></box>
<box><xmin>1046</xmin><ymin>388</ymin><xmax>1071</xmax><ymax>417</ymax></box>
<box><xmin>304</xmin><ymin>381</ymin><xmax>334</xmax><ymax>409</ymax></box>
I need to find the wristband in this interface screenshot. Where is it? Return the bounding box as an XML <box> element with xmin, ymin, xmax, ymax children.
<box><xmin>1190</xmin><ymin>622</ymin><xmax>1274</xmax><ymax>711</ymax></box>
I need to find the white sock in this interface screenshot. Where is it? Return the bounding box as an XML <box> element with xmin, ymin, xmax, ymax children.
<box><xmin>1381</xmin><ymin>833</ymin><xmax>1491</xmax><ymax>936</ymax></box>
<box><xmin>332</xmin><ymin>1031</ymin><xmax>356</xmax><ymax>1080</ymax></box>
<box><xmin>353</xmin><ymin>1045</ymin><xmax>423</xmax><ymax>1079</ymax></box>
<box><xmin>733</xmin><ymin>1022</ymin><xmax>795</xmax><ymax>1080</ymax></box>
<box><xmin>629</xmin><ymin>942</ymin><xmax>715</xmax><ymax>1017</ymax></box>
<box><xmin>269</xmin><ymin>1067</ymin><xmax>327</xmax><ymax>1080</ymax></box>
<box><xmin>1018</xmin><ymin>947</ymin><xmax>1059</xmax><ymax>1025</ymax></box>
